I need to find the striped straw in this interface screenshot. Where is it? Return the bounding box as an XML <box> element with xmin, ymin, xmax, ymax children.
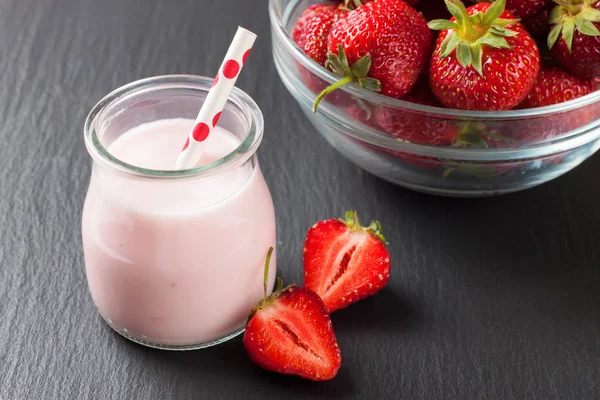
<box><xmin>176</xmin><ymin>27</ymin><xmax>257</xmax><ymax>170</ymax></box>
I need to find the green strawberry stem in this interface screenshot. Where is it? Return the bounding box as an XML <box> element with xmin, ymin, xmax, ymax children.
<box><xmin>340</xmin><ymin>210</ymin><xmax>388</xmax><ymax>244</ymax></box>
<box><xmin>248</xmin><ymin>247</ymin><xmax>294</xmax><ymax>321</ymax></box>
<box><xmin>548</xmin><ymin>0</ymin><xmax>600</xmax><ymax>51</ymax></box>
<box><xmin>313</xmin><ymin>45</ymin><xmax>382</xmax><ymax>113</ymax></box>
<box><xmin>263</xmin><ymin>247</ymin><xmax>274</xmax><ymax>299</ymax></box>
<box><xmin>344</xmin><ymin>210</ymin><xmax>361</xmax><ymax>230</ymax></box>
<box><xmin>428</xmin><ymin>0</ymin><xmax>519</xmax><ymax>75</ymax></box>
<box><xmin>312</xmin><ymin>76</ymin><xmax>354</xmax><ymax>113</ymax></box>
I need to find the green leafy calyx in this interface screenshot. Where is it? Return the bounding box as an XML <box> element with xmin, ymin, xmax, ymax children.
<box><xmin>340</xmin><ymin>210</ymin><xmax>388</xmax><ymax>244</ymax></box>
<box><xmin>312</xmin><ymin>45</ymin><xmax>381</xmax><ymax>113</ymax></box>
<box><xmin>428</xmin><ymin>0</ymin><xmax>519</xmax><ymax>75</ymax></box>
<box><xmin>452</xmin><ymin>121</ymin><xmax>512</xmax><ymax>148</ymax></box>
<box><xmin>547</xmin><ymin>0</ymin><xmax>600</xmax><ymax>52</ymax></box>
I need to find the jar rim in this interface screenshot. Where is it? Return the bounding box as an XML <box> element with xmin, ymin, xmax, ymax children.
<box><xmin>84</xmin><ymin>75</ymin><xmax>264</xmax><ymax>179</ymax></box>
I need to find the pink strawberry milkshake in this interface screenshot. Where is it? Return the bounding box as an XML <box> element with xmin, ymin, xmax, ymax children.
<box><xmin>82</xmin><ymin>77</ymin><xmax>276</xmax><ymax>349</ymax></box>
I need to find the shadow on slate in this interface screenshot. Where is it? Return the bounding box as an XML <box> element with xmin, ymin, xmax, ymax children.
<box><xmin>120</xmin><ymin>320</ymin><xmax>357</xmax><ymax>399</ymax></box>
<box><xmin>331</xmin><ymin>288</ymin><xmax>424</xmax><ymax>334</ymax></box>
<box><xmin>247</xmin><ymin>364</ymin><xmax>356</xmax><ymax>399</ymax></box>
<box><xmin>369</xmin><ymin>156</ymin><xmax>600</xmax><ymax>316</ymax></box>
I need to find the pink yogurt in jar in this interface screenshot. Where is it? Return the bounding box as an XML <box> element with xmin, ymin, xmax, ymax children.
<box><xmin>82</xmin><ymin>76</ymin><xmax>276</xmax><ymax>350</ymax></box>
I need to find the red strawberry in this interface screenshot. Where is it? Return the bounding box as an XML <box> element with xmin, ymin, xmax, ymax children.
<box><xmin>518</xmin><ymin>64</ymin><xmax>596</xmax><ymax>108</ymax></box>
<box><xmin>293</xmin><ymin>4</ymin><xmax>352</xmax><ymax>108</ymax></box>
<box><xmin>506</xmin><ymin>0</ymin><xmax>550</xmax><ymax>18</ymax></box>
<box><xmin>312</xmin><ymin>0</ymin><xmax>432</xmax><ymax>111</ymax></box>
<box><xmin>547</xmin><ymin>0</ymin><xmax>600</xmax><ymax>79</ymax></box>
<box><xmin>401</xmin><ymin>78</ymin><xmax>446</xmax><ymax>107</ymax></box>
<box><xmin>521</xmin><ymin>3</ymin><xmax>552</xmax><ymax>37</ymax></box>
<box><xmin>243</xmin><ymin>248</ymin><xmax>342</xmax><ymax>381</ymax></box>
<box><xmin>344</xmin><ymin>0</ymin><xmax>420</xmax><ymax>7</ymax></box>
<box><xmin>373</xmin><ymin>83</ymin><xmax>499</xmax><ymax>167</ymax></box>
<box><xmin>347</xmin><ymin>100</ymin><xmax>380</xmax><ymax>129</ymax></box>
<box><xmin>504</xmin><ymin>100</ymin><xmax>599</xmax><ymax>144</ymax></box>
<box><xmin>303</xmin><ymin>211</ymin><xmax>391</xmax><ymax>312</ymax></box>
<box><xmin>293</xmin><ymin>4</ymin><xmax>348</xmax><ymax>66</ymax></box>
<box><xmin>429</xmin><ymin>0</ymin><xmax>540</xmax><ymax>110</ymax></box>
<box><xmin>375</xmin><ymin>93</ymin><xmax>454</xmax><ymax>146</ymax></box>
<box><xmin>476</xmin><ymin>0</ymin><xmax>551</xmax><ymax>18</ymax></box>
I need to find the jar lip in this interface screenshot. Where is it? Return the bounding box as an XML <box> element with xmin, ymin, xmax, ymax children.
<box><xmin>84</xmin><ymin>75</ymin><xmax>264</xmax><ymax>179</ymax></box>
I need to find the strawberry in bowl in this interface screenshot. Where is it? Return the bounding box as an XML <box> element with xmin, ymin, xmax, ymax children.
<box><xmin>270</xmin><ymin>0</ymin><xmax>600</xmax><ymax>196</ymax></box>
<box><xmin>292</xmin><ymin>3</ymin><xmax>352</xmax><ymax>108</ymax></box>
<box><xmin>312</xmin><ymin>0</ymin><xmax>432</xmax><ymax>111</ymax></box>
<box><xmin>547</xmin><ymin>0</ymin><xmax>600</xmax><ymax>80</ymax></box>
<box><xmin>428</xmin><ymin>0</ymin><xmax>540</xmax><ymax>110</ymax></box>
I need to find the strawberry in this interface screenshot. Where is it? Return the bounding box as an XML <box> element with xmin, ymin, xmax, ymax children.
<box><xmin>347</xmin><ymin>100</ymin><xmax>380</xmax><ymax>129</ymax></box>
<box><xmin>343</xmin><ymin>0</ymin><xmax>420</xmax><ymax>8</ymax></box>
<box><xmin>293</xmin><ymin>3</ymin><xmax>353</xmax><ymax>108</ymax></box>
<box><xmin>518</xmin><ymin>64</ymin><xmax>596</xmax><ymax>108</ymax></box>
<box><xmin>547</xmin><ymin>0</ymin><xmax>600</xmax><ymax>79</ymax></box>
<box><xmin>476</xmin><ymin>0</ymin><xmax>551</xmax><ymax>18</ymax></box>
<box><xmin>303</xmin><ymin>211</ymin><xmax>390</xmax><ymax>312</ymax></box>
<box><xmin>521</xmin><ymin>3</ymin><xmax>552</xmax><ymax>37</ymax></box>
<box><xmin>312</xmin><ymin>0</ymin><xmax>432</xmax><ymax>112</ymax></box>
<box><xmin>293</xmin><ymin>4</ymin><xmax>347</xmax><ymax>66</ymax></box>
<box><xmin>504</xmin><ymin>100</ymin><xmax>599</xmax><ymax>145</ymax></box>
<box><xmin>428</xmin><ymin>0</ymin><xmax>540</xmax><ymax>110</ymax></box>
<box><xmin>243</xmin><ymin>248</ymin><xmax>342</xmax><ymax>381</ymax></box>
<box><xmin>375</xmin><ymin>94</ymin><xmax>454</xmax><ymax>146</ymax></box>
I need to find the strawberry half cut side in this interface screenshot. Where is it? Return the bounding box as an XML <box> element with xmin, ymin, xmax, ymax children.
<box><xmin>243</xmin><ymin>248</ymin><xmax>342</xmax><ymax>381</ymax></box>
<box><xmin>303</xmin><ymin>211</ymin><xmax>391</xmax><ymax>313</ymax></box>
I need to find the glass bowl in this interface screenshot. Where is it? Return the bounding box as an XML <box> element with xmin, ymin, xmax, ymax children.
<box><xmin>269</xmin><ymin>0</ymin><xmax>600</xmax><ymax>197</ymax></box>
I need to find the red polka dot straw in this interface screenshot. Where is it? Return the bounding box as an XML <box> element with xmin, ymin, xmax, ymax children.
<box><xmin>176</xmin><ymin>27</ymin><xmax>257</xmax><ymax>170</ymax></box>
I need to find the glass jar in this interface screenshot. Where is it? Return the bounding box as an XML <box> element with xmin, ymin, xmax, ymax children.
<box><xmin>82</xmin><ymin>75</ymin><xmax>276</xmax><ymax>350</ymax></box>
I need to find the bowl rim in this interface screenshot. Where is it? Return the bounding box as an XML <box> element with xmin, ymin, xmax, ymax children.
<box><xmin>268</xmin><ymin>0</ymin><xmax>600</xmax><ymax>119</ymax></box>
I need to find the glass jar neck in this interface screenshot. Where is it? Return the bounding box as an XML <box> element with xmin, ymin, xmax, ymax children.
<box><xmin>84</xmin><ymin>75</ymin><xmax>264</xmax><ymax>181</ymax></box>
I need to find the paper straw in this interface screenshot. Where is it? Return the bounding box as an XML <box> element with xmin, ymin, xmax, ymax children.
<box><xmin>175</xmin><ymin>27</ymin><xmax>257</xmax><ymax>170</ymax></box>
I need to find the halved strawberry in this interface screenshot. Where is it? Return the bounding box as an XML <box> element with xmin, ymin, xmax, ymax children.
<box><xmin>243</xmin><ymin>248</ymin><xmax>342</xmax><ymax>381</ymax></box>
<box><xmin>303</xmin><ymin>211</ymin><xmax>391</xmax><ymax>313</ymax></box>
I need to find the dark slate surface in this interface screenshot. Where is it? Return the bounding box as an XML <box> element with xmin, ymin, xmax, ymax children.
<box><xmin>1</xmin><ymin>0</ymin><xmax>599</xmax><ymax>398</ymax></box>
